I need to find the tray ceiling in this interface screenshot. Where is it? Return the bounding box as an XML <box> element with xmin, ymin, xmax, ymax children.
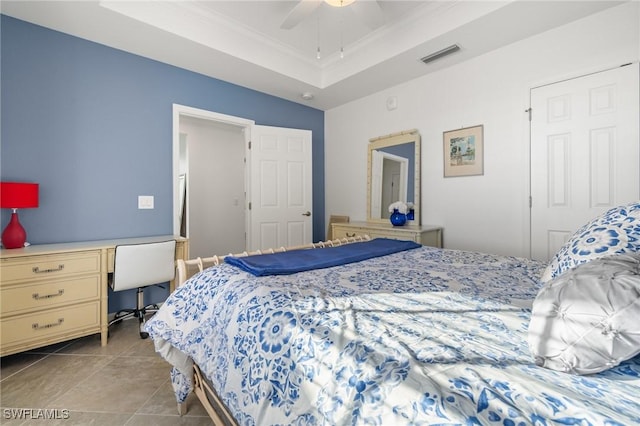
<box><xmin>0</xmin><ymin>1</ymin><xmax>622</xmax><ymax>110</ymax></box>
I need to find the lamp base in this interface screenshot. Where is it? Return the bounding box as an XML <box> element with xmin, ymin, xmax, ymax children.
<box><xmin>2</xmin><ymin>210</ymin><xmax>26</xmax><ymax>249</ymax></box>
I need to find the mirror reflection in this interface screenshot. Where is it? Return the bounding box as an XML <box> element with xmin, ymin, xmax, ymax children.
<box><xmin>367</xmin><ymin>130</ymin><xmax>421</xmax><ymax>225</ymax></box>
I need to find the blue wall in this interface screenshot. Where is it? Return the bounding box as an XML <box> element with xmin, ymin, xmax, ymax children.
<box><xmin>1</xmin><ymin>15</ymin><xmax>325</xmax><ymax>312</ymax></box>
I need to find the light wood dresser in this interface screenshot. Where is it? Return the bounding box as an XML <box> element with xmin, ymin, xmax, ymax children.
<box><xmin>0</xmin><ymin>235</ymin><xmax>188</xmax><ymax>357</ymax></box>
<box><xmin>332</xmin><ymin>221</ymin><xmax>443</xmax><ymax>247</ymax></box>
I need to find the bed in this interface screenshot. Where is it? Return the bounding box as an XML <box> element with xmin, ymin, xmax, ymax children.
<box><xmin>145</xmin><ymin>204</ymin><xmax>640</xmax><ymax>425</ymax></box>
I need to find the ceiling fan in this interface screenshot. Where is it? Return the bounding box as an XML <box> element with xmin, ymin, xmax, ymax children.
<box><xmin>281</xmin><ymin>0</ymin><xmax>386</xmax><ymax>30</ymax></box>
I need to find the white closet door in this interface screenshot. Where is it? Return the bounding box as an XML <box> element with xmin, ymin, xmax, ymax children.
<box><xmin>530</xmin><ymin>63</ymin><xmax>639</xmax><ymax>261</ymax></box>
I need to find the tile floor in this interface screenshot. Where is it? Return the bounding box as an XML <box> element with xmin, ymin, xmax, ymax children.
<box><xmin>0</xmin><ymin>318</ymin><xmax>212</xmax><ymax>425</ymax></box>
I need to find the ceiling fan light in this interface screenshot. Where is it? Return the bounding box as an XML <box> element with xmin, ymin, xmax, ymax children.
<box><xmin>324</xmin><ymin>0</ymin><xmax>355</xmax><ymax>7</ymax></box>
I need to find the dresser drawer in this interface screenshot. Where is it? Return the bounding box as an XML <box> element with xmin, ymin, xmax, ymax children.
<box><xmin>333</xmin><ymin>225</ymin><xmax>414</xmax><ymax>241</ymax></box>
<box><xmin>1</xmin><ymin>251</ymin><xmax>101</xmax><ymax>284</ymax></box>
<box><xmin>332</xmin><ymin>226</ymin><xmax>366</xmax><ymax>239</ymax></box>
<box><xmin>1</xmin><ymin>301</ymin><xmax>100</xmax><ymax>350</ymax></box>
<box><xmin>1</xmin><ymin>275</ymin><xmax>100</xmax><ymax>317</ymax></box>
<box><xmin>371</xmin><ymin>231</ymin><xmax>417</xmax><ymax>242</ymax></box>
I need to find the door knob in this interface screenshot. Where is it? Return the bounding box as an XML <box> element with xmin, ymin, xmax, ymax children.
<box><xmin>302</xmin><ymin>211</ymin><xmax>311</xmax><ymax>216</ymax></box>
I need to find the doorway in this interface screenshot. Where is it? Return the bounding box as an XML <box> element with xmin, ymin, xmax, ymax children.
<box><xmin>180</xmin><ymin>117</ymin><xmax>246</xmax><ymax>258</ymax></box>
<box><xmin>172</xmin><ymin>104</ymin><xmax>314</xmax><ymax>256</ymax></box>
<box><xmin>173</xmin><ymin>105</ymin><xmax>253</xmax><ymax>258</ymax></box>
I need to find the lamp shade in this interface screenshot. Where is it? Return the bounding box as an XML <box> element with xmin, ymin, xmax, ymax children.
<box><xmin>0</xmin><ymin>182</ymin><xmax>39</xmax><ymax>209</ymax></box>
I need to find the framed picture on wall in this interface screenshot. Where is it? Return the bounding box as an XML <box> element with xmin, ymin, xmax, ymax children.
<box><xmin>443</xmin><ymin>125</ymin><xmax>484</xmax><ymax>177</ymax></box>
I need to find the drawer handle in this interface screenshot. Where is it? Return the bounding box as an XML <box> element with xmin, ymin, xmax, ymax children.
<box><xmin>32</xmin><ymin>318</ymin><xmax>64</xmax><ymax>331</ymax></box>
<box><xmin>32</xmin><ymin>289</ymin><xmax>65</xmax><ymax>300</ymax></box>
<box><xmin>32</xmin><ymin>264</ymin><xmax>65</xmax><ymax>274</ymax></box>
<box><xmin>346</xmin><ymin>232</ymin><xmax>357</xmax><ymax>238</ymax></box>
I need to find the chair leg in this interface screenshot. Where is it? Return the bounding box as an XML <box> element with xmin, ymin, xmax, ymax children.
<box><xmin>109</xmin><ymin>309</ymin><xmax>135</xmax><ymax>326</ymax></box>
<box><xmin>138</xmin><ymin>312</ymin><xmax>149</xmax><ymax>339</ymax></box>
<box><xmin>137</xmin><ymin>287</ymin><xmax>150</xmax><ymax>339</ymax></box>
<box><xmin>143</xmin><ymin>304</ymin><xmax>160</xmax><ymax>315</ymax></box>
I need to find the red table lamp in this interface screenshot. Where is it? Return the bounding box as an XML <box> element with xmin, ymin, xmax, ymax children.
<box><xmin>1</xmin><ymin>182</ymin><xmax>39</xmax><ymax>249</ymax></box>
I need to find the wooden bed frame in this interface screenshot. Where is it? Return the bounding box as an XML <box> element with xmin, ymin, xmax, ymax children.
<box><xmin>173</xmin><ymin>235</ymin><xmax>371</xmax><ymax>424</ymax></box>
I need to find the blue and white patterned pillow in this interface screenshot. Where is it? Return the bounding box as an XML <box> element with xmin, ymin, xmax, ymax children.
<box><xmin>541</xmin><ymin>202</ymin><xmax>640</xmax><ymax>282</ymax></box>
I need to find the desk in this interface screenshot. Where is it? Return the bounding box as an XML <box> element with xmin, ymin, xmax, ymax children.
<box><xmin>0</xmin><ymin>235</ymin><xmax>188</xmax><ymax>357</ymax></box>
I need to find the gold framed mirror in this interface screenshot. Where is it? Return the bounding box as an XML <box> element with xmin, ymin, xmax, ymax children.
<box><xmin>367</xmin><ymin>129</ymin><xmax>421</xmax><ymax>225</ymax></box>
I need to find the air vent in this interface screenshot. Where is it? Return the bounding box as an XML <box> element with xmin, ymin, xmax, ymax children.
<box><xmin>420</xmin><ymin>44</ymin><xmax>461</xmax><ymax>65</ymax></box>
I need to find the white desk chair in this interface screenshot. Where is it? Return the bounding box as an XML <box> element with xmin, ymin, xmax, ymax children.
<box><xmin>108</xmin><ymin>240</ymin><xmax>176</xmax><ymax>339</ymax></box>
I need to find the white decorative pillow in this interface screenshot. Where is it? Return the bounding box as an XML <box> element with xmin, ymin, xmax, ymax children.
<box><xmin>541</xmin><ymin>202</ymin><xmax>640</xmax><ymax>282</ymax></box>
<box><xmin>528</xmin><ymin>253</ymin><xmax>640</xmax><ymax>375</ymax></box>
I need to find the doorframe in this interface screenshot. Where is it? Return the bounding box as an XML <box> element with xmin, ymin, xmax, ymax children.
<box><xmin>172</xmin><ymin>104</ymin><xmax>254</xmax><ymax>242</ymax></box>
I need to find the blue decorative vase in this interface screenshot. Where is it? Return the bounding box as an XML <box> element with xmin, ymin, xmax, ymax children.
<box><xmin>406</xmin><ymin>209</ymin><xmax>415</xmax><ymax>221</ymax></box>
<box><xmin>390</xmin><ymin>209</ymin><xmax>407</xmax><ymax>226</ymax></box>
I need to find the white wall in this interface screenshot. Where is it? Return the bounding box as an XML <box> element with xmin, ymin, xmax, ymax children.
<box><xmin>325</xmin><ymin>2</ymin><xmax>639</xmax><ymax>257</ymax></box>
<box><xmin>180</xmin><ymin>117</ymin><xmax>246</xmax><ymax>258</ymax></box>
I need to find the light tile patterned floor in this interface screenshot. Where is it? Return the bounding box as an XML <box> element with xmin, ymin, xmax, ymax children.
<box><xmin>0</xmin><ymin>318</ymin><xmax>212</xmax><ymax>425</ymax></box>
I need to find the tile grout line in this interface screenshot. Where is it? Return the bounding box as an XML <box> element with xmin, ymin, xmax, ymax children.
<box><xmin>44</xmin><ymin>354</ymin><xmax>120</xmax><ymax>409</ymax></box>
<box><xmin>0</xmin><ymin>338</ymin><xmax>82</xmax><ymax>382</ymax></box>
<box><xmin>0</xmin><ymin>353</ymin><xmax>53</xmax><ymax>383</ymax></box>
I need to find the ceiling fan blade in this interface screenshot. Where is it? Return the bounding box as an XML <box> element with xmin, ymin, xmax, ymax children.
<box><xmin>351</xmin><ymin>0</ymin><xmax>385</xmax><ymax>29</ymax></box>
<box><xmin>281</xmin><ymin>0</ymin><xmax>322</xmax><ymax>30</ymax></box>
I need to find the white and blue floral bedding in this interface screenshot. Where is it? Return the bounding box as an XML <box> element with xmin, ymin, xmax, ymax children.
<box><xmin>145</xmin><ymin>245</ymin><xmax>640</xmax><ymax>425</ymax></box>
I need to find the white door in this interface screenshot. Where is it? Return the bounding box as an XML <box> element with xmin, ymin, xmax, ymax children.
<box><xmin>530</xmin><ymin>63</ymin><xmax>639</xmax><ymax>261</ymax></box>
<box><xmin>249</xmin><ymin>125</ymin><xmax>313</xmax><ymax>251</ymax></box>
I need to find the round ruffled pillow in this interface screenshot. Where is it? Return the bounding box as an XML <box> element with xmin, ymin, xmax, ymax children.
<box><xmin>529</xmin><ymin>253</ymin><xmax>640</xmax><ymax>375</ymax></box>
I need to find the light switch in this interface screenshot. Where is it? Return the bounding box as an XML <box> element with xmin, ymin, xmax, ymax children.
<box><xmin>138</xmin><ymin>195</ymin><xmax>154</xmax><ymax>209</ymax></box>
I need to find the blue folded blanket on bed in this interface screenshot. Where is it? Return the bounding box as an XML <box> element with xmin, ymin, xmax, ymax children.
<box><xmin>225</xmin><ymin>238</ymin><xmax>421</xmax><ymax>276</ymax></box>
